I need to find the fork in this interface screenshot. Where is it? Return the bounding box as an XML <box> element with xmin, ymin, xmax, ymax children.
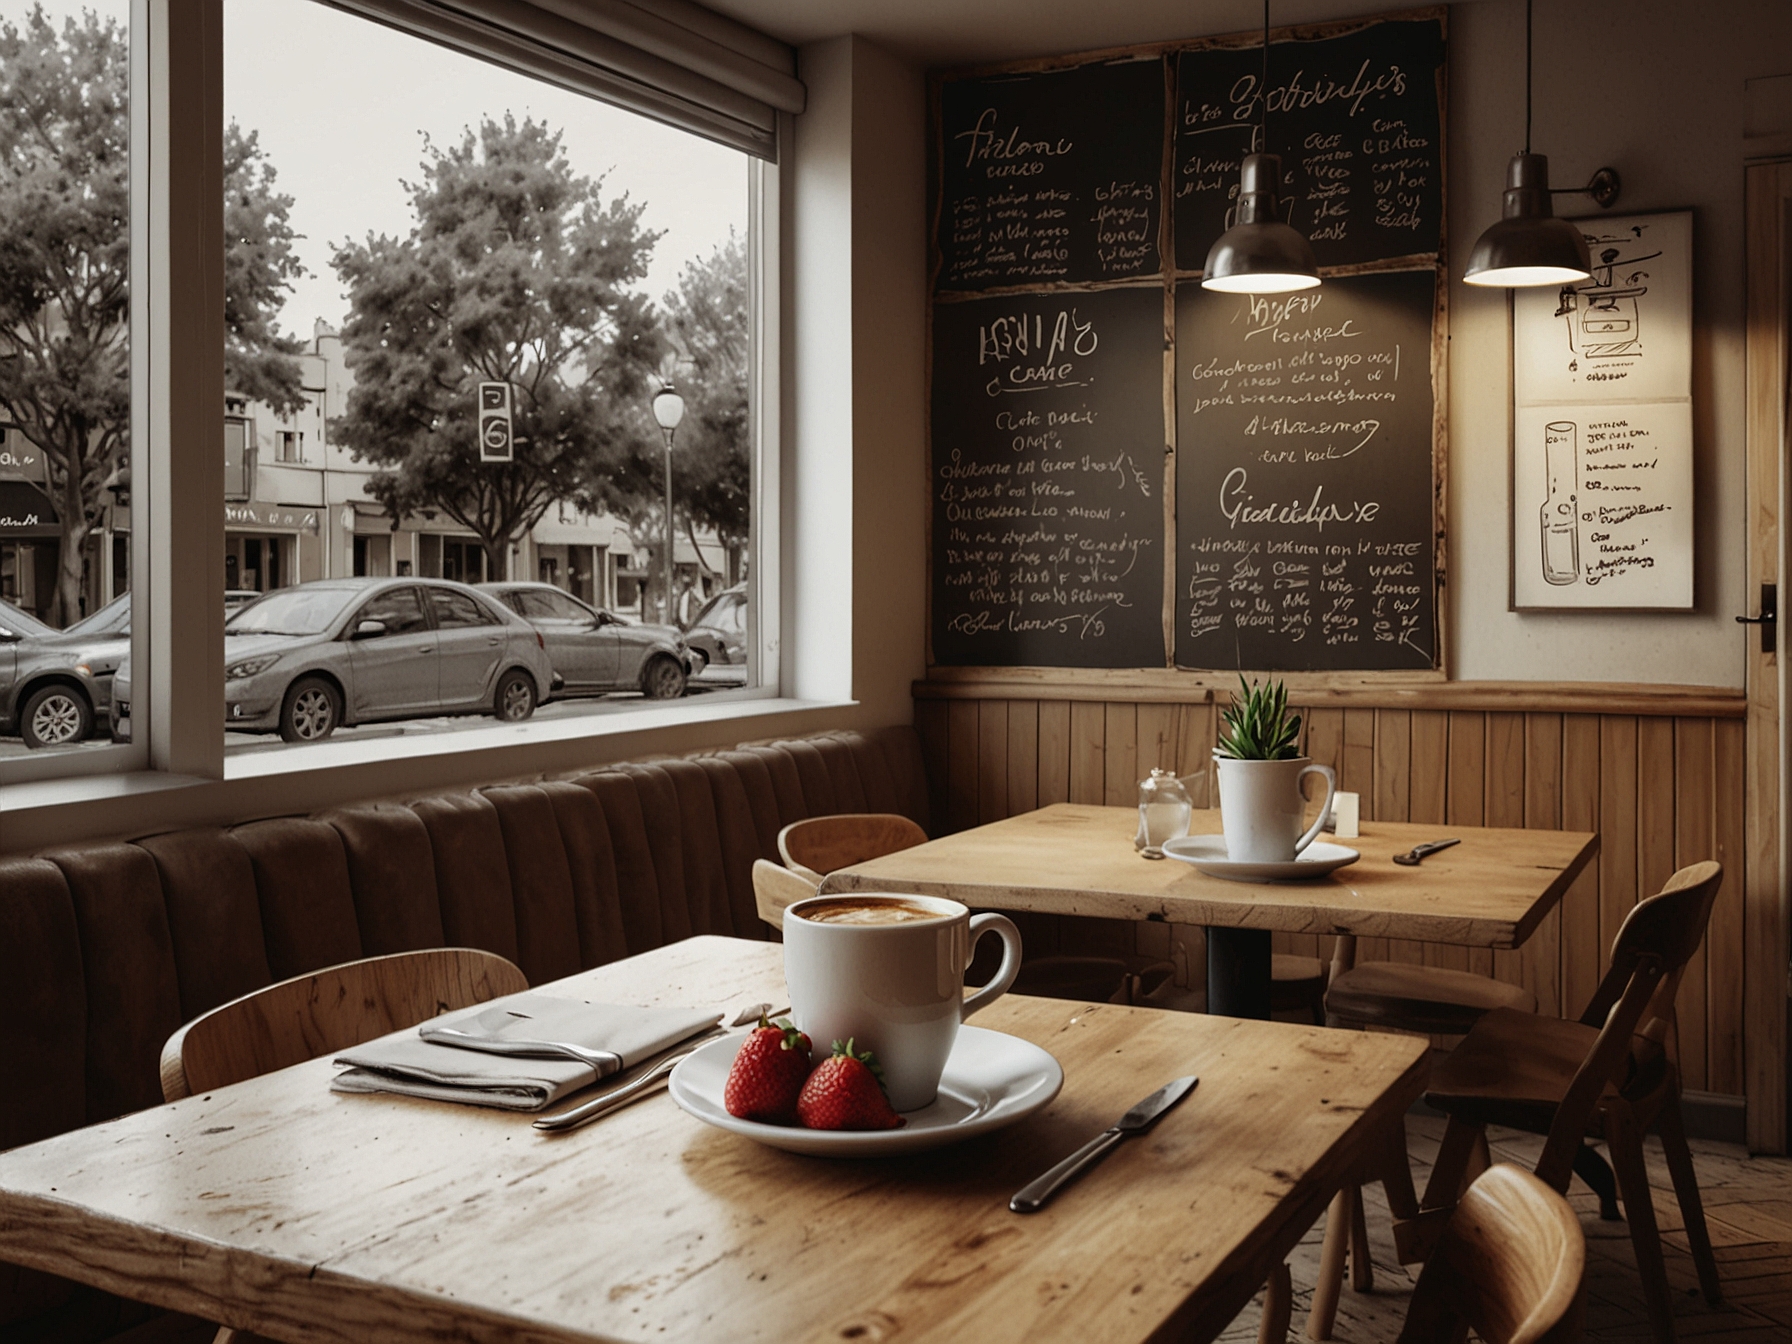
<box><xmin>532</xmin><ymin>1002</ymin><xmax>781</xmax><ymax>1134</ymax></box>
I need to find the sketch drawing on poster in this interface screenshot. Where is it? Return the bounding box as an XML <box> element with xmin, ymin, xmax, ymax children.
<box><xmin>1511</xmin><ymin>210</ymin><xmax>1693</xmax><ymax>611</ymax></box>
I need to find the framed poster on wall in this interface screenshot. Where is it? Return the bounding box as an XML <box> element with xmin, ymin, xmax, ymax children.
<box><xmin>1509</xmin><ymin>209</ymin><xmax>1694</xmax><ymax>611</ymax></box>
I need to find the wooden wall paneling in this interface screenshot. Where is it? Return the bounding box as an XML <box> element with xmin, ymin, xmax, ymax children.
<box><xmin>1068</xmin><ymin>702</ymin><xmax>1106</xmax><ymax>805</ymax></box>
<box><xmin>947</xmin><ymin>700</ymin><xmax>980</xmax><ymax>833</ymax></box>
<box><xmin>1636</xmin><ymin>716</ymin><xmax>1679</xmax><ymax>906</ymax></box>
<box><xmin>1598</xmin><ymin>717</ymin><xmax>1640</xmax><ymax>985</ymax></box>
<box><xmin>1303</xmin><ymin>707</ymin><xmax>1345</xmax><ymax>775</ymax></box>
<box><xmin>1709</xmin><ymin>717</ymin><xmax>1747</xmax><ymax>1098</ymax></box>
<box><xmin>1409</xmin><ymin>710</ymin><xmax>1449</xmax><ymax>825</ymax></box>
<box><xmin>1038</xmin><ymin>702</ymin><xmax>1071</xmax><ymax>806</ymax></box>
<box><xmin>1444</xmin><ymin>712</ymin><xmax>1486</xmax><ymax>975</ymax></box>
<box><xmin>1559</xmin><ymin>714</ymin><xmax>1603</xmax><ymax>1018</ymax></box>
<box><xmin>1485</xmin><ymin>712</ymin><xmax>1526</xmax><ymax>987</ymax></box>
<box><xmin>978</xmin><ymin>700</ymin><xmax>1009</xmax><ymax>825</ymax></box>
<box><xmin>1342</xmin><ymin>710</ymin><xmax>1388</xmax><ymax>963</ymax></box>
<box><xmin>1103</xmin><ymin>703</ymin><xmax>1139</xmax><ymax>806</ymax></box>
<box><xmin>1136</xmin><ymin>703</ymin><xmax>1175</xmax><ymax>774</ymax></box>
<box><xmin>1173</xmin><ymin>701</ymin><xmax>1217</xmax><ymax>804</ymax></box>
<box><xmin>916</xmin><ymin>699</ymin><xmax>950</xmax><ymax>835</ymax></box>
<box><xmin>1007</xmin><ymin>701</ymin><xmax>1039</xmax><ymax>816</ymax></box>
<box><xmin>1673</xmin><ymin>717</ymin><xmax>1715</xmax><ymax>1091</ymax></box>
<box><xmin>1375</xmin><ymin>711</ymin><xmax>1427</xmax><ymax>966</ymax></box>
<box><xmin>1521</xmin><ymin>714</ymin><xmax>1564</xmax><ymax>1016</ymax></box>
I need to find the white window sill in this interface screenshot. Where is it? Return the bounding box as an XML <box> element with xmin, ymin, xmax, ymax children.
<box><xmin>0</xmin><ymin>694</ymin><xmax>858</xmax><ymax>852</ymax></box>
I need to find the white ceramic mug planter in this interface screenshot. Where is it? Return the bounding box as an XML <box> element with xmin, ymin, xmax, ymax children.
<box><xmin>1214</xmin><ymin>753</ymin><xmax>1339</xmax><ymax>863</ymax></box>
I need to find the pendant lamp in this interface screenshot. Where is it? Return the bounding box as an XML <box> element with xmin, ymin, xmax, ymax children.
<box><xmin>1201</xmin><ymin>0</ymin><xmax>1319</xmax><ymax>294</ymax></box>
<box><xmin>1464</xmin><ymin>0</ymin><xmax>1620</xmax><ymax>287</ymax></box>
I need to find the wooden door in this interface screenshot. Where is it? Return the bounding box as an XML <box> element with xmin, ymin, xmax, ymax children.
<box><xmin>1745</xmin><ymin>159</ymin><xmax>1791</xmax><ymax>1153</ymax></box>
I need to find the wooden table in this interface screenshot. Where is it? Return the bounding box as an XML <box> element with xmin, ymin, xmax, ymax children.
<box><xmin>0</xmin><ymin>936</ymin><xmax>1426</xmax><ymax>1344</ymax></box>
<box><xmin>821</xmin><ymin>804</ymin><xmax>1599</xmax><ymax>1019</ymax></box>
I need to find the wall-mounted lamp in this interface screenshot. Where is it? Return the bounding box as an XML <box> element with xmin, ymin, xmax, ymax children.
<box><xmin>1463</xmin><ymin>0</ymin><xmax>1621</xmax><ymax>288</ymax></box>
<box><xmin>1202</xmin><ymin>0</ymin><xmax>1320</xmax><ymax>295</ymax></box>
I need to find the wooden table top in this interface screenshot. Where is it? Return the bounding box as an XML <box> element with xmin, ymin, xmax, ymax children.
<box><xmin>821</xmin><ymin>804</ymin><xmax>1599</xmax><ymax>949</ymax></box>
<box><xmin>0</xmin><ymin>936</ymin><xmax>1427</xmax><ymax>1344</ymax></box>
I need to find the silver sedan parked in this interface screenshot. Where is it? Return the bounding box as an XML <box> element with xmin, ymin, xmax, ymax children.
<box><xmin>112</xmin><ymin>578</ymin><xmax>556</xmax><ymax>744</ymax></box>
<box><xmin>480</xmin><ymin>582</ymin><xmax>689</xmax><ymax>700</ymax></box>
<box><xmin>0</xmin><ymin>596</ymin><xmax>121</xmax><ymax>749</ymax></box>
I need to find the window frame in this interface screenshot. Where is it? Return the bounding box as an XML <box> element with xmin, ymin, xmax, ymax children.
<box><xmin>0</xmin><ymin>0</ymin><xmax>785</xmax><ymax>793</ymax></box>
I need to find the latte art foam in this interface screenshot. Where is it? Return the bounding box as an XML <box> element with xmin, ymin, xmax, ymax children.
<box><xmin>794</xmin><ymin>898</ymin><xmax>940</xmax><ymax>926</ymax></box>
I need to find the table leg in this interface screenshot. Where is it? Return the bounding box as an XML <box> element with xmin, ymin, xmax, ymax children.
<box><xmin>1206</xmin><ymin>926</ymin><xmax>1272</xmax><ymax>1019</ymax></box>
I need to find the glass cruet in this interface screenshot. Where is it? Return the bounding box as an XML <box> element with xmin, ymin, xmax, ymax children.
<box><xmin>1136</xmin><ymin>767</ymin><xmax>1194</xmax><ymax>859</ymax></box>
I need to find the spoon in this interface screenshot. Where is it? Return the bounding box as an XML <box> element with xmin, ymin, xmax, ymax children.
<box><xmin>1393</xmin><ymin>838</ymin><xmax>1460</xmax><ymax>866</ymax></box>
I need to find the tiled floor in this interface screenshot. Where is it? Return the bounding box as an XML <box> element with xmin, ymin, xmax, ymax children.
<box><xmin>1219</xmin><ymin>1114</ymin><xmax>1792</xmax><ymax>1343</ymax></box>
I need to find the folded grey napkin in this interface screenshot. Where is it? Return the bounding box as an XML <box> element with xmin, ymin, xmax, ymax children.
<box><xmin>331</xmin><ymin>994</ymin><xmax>721</xmax><ymax>1112</ymax></box>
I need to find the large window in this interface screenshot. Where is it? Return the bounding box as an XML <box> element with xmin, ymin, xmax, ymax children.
<box><xmin>210</xmin><ymin>0</ymin><xmax>759</xmax><ymax>755</ymax></box>
<box><xmin>0</xmin><ymin>0</ymin><xmax>143</xmax><ymax>776</ymax></box>
<box><xmin>3</xmin><ymin>0</ymin><xmax>781</xmax><ymax>783</ymax></box>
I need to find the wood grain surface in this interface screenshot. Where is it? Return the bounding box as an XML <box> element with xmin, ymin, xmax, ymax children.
<box><xmin>821</xmin><ymin>804</ymin><xmax>1595</xmax><ymax>950</ymax></box>
<box><xmin>0</xmin><ymin>937</ymin><xmax>1426</xmax><ymax>1344</ymax></box>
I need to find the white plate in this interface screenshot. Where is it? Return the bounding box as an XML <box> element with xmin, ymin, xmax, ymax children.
<box><xmin>1160</xmin><ymin>835</ymin><xmax>1361</xmax><ymax>883</ymax></box>
<box><xmin>667</xmin><ymin>1025</ymin><xmax>1063</xmax><ymax>1156</ymax></box>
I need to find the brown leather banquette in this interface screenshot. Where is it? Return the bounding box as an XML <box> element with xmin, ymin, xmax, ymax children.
<box><xmin>0</xmin><ymin>727</ymin><xmax>931</xmax><ymax>1339</ymax></box>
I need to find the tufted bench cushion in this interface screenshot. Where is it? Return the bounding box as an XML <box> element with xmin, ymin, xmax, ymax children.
<box><xmin>0</xmin><ymin>726</ymin><xmax>930</xmax><ymax>1337</ymax></box>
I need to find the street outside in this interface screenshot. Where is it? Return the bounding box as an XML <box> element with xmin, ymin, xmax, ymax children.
<box><xmin>0</xmin><ymin>685</ymin><xmax>730</xmax><ymax>761</ymax></box>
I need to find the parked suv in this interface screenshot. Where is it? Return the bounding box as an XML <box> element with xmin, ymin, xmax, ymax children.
<box><xmin>111</xmin><ymin>578</ymin><xmax>557</xmax><ymax>744</ymax></box>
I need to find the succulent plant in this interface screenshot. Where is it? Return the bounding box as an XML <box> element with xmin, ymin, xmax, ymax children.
<box><xmin>1216</xmin><ymin>676</ymin><xmax>1302</xmax><ymax>761</ymax></box>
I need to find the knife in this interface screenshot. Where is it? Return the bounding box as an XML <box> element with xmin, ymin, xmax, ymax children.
<box><xmin>1009</xmin><ymin>1075</ymin><xmax>1198</xmax><ymax>1214</ymax></box>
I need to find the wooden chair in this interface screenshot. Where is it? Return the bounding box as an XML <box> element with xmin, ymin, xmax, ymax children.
<box><xmin>777</xmin><ymin>812</ymin><xmax>929</xmax><ymax>883</ymax></box>
<box><xmin>1400</xmin><ymin>861</ymin><xmax>1725</xmax><ymax>1344</ymax></box>
<box><xmin>1397</xmin><ymin>1163</ymin><xmax>1586</xmax><ymax>1344</ymax></box>
<box><xmin>161</xmin><ymin>947</ymin><xmax>528</xmax><ymax>1342</ymax></box>
<box><xmin>753</xmin><ymin>857</ymin><xmax>820</xmax><ymax>931</ymax></box>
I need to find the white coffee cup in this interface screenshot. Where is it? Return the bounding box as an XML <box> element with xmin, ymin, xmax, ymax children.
<box><xmin>782</xmin><ymin>893</ymin><xmax>1022</xmax><ymax>1112</ymax></box>
<box><xmin>1214</xmin><ymin>755</ymin><xmax>1339</xmax><ymax>863</ymax></box>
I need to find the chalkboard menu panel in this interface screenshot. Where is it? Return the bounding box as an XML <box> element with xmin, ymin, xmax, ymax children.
<box><xmin>931</xmin><ymin>287</ymin><xmax>1167</xmax><ymax>668</ymax></box>
<box><xmin>934</xmin><ymin>57</ymin><xmax>1165</xmax><ymax>293</ymax></box>
<box><xmin>1174</xmin><ymin>269</ymin><xmax>1438</xmax><ymax>670</ymax></box>
<box><xmin>1172</xmin><ymin>17</ymin><xmax>1444</xmax><ymax>272</ymax></box>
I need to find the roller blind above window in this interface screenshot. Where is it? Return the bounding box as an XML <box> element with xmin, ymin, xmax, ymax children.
<box><xmin>326</xmin><ymin>0</ymin><xmax>803</xmax><ymax>158</ymax></box>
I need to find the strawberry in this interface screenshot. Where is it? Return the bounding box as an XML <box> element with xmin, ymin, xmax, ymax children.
<box><xmin>796</xmin><ymin>1039</ymin><xmax>906</xmax><ymax>1131</ymax></box>
<box><xmin>723</xmin><ymin>1015</ymin><xmax>813</xmax><ymax>1124</ymax></box>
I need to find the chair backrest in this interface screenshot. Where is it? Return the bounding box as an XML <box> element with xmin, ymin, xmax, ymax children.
<box><xmin>160</xmin><ymin>948</ymin><xmax>529</xmax><ymax>1101</ymax></box>
<box><xmin>752</xmin><ymin>858</ymin><xmax>819</xmax><ymax>932</ymax></box>
<box><xmin>776</xmin><ymin>813</ymin><xmax>928</xmax><ymax>883</ymax></box>
<box><xmin>1399</xmin><ymin>1163</ymin><xmax>1585</xmax><ymax>1344</ymax></box>
<box><xmin>1533</xmin><ymin>860</ymin><xmax>1722</xmax><ymax>1189</ymax></box>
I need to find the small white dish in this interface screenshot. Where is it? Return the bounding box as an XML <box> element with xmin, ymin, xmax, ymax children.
<box><xmin>667</xmin><ymin>1024</ymin><xmax>1063</xmax><ymax>1156</ymax></box>
<box><xmin>1161</xmin><ymin>835</ymin><xmax>1361</xmax><ymax>883</ymax></box>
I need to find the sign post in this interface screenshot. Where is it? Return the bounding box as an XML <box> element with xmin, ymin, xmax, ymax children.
<box><xmin>479</xmin><ymin>382</ymin><xmax>513</xmax><ymax>462</ymax></box>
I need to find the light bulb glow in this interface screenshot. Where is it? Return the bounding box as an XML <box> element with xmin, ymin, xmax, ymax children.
<box><xmin>1201</xmin><ymin>271</ymin><xmax>1324</xmax><ymax>294</ymax></box>
<box><xmin>1462</xmin><ymin>264</ymin><xmax>1591</xmax><ymax>288</ymax></box>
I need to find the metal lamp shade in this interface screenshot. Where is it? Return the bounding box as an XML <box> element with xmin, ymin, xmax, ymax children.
<box><xmin>1463</xmin><ymin>152</ymin><xmax>1592</xmax><ymax>287</ymax></box>
<box><xmin>1201</xmin><ymin>153</ymin><xmax>1320</xmax><ymax>294</ymax></box>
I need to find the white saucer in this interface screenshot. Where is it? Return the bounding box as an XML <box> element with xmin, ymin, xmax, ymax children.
<box><xmin>667</xmin><ymin>1024</ymin><xmax>1063</xmax><ymax>1157</ymax></box>
<box><xmin>1161</xmin><ymin>835</ymin><xmax>1361</xmax><ymax>883</ymax></box>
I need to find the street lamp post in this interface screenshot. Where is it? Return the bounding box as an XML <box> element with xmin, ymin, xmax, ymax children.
<box><xmin>650</xmin><ymin>383</ymin><xmax>685</xmax><ymax>625</ymax></box>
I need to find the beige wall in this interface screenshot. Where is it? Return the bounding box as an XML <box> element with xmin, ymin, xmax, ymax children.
<box><xmin>1445</xmin><ymin>0</ymin><xmax>1790</xmax><ymax>686</ymax></box>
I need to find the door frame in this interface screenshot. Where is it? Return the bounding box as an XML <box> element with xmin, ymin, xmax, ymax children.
<box><xmin>1744</xmin><ymin>158</ymin><xmax>1792</xmax><ymax>1153</ymax></box>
